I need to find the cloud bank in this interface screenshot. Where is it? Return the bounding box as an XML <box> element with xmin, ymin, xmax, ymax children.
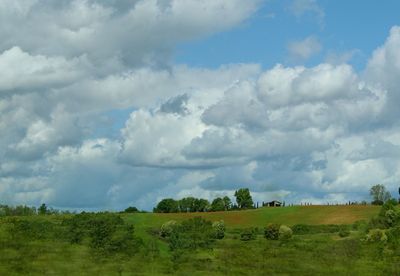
<box><xmin>1</xmin><ymin>1</ymin><xmax>400</xmax><ymax>210</ymax></box>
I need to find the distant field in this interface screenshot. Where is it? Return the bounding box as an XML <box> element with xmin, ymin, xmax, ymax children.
<box><xmin>123</xmin><ymin>205</ymin><xmax>380</xmax><ymax>232</ymax></box>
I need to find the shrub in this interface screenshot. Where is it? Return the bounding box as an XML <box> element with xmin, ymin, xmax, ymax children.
<box><xmin>160</xmin><ymin>220</ymin><xmax>177</xmax><ymax>238</ymax></box>
<box><xmin>278</xmin><ymin>225</ymin><xmax>293</xmax><ymax>240</ymax></box>
<box><xmin>291</xmin><ymin>224</ymin><xmax>341</xmax><ymax>235</ymax></box>
<box><xmin>386</xmin><ymin>226</ymin><xmax>400</xmax><ymax>248</ymax></box>
<box><xmin>338</xmin><ymin>227</ymin><xmax>350</xmax><ymax>238</ymax></box>
<box><xmin>385</xmin><ymin>209</ymin><xmax>400</xmax><ymax>227</ymax></box>
<box><xmin>372</xmin><ymin>200</ymin><xmax>384</xmax><ymax>206</ymax></box>
<box><xmin>366</xmin><ymin>229</ymin><xmax>387</xmax><ymax>243</ymax></box>
<box><xmin>212</xmin><ymin>220</ymin><xmax>225</xmax><ymax>239</ymax></box>
<box><xmin>168</xmin><ymin>217</ymin><xmax>216</xmax><ymax>251</ymax></box>
<box><xmin>240</xmin><ymin>228</ymin><xmax>257</xmax><ymax>241</ymax></box>
<box><xmin>352</xmin><ymin>220</ymin><xmax>368</xmax><ymax>231</ymax></box>
<box><xmin>264</xmin><ymin>223</ymin><xmax>280</xmax><ymax>240</ymax></box>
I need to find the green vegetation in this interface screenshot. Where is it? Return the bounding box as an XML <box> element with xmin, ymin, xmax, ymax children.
<box><xmin>154</xmin><ymin>187</ymin><xmax>253</xmax><ymax>213</ymax></box>
<box><xmin>1</xmin><ymin>203</ymin><xmax>394</xmax><ymax>275</ymax></box>
<box><xmin>370</xmin><ymin>184</ymin><xmax>392</xmax><ymax>205</ymax></box>
<box><xmin>234</xmin><ymin>188</ymin><xmax>254</xmax><ymax>209</ymax></box>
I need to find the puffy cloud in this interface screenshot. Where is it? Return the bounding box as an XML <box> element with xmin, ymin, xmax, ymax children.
<box><xmin>365</xmin><ymin>26</ymin><xmax>400</xmax><ymax>123</ymax></box>
<box><xmin>287</xmin><ymin>36</ymin><xmax>322</xmax><ymax>61</ymax></box>
<box><xmin>0</xmin><ymin>0</ymin><xmax>260</xmax><ymax>67</ymax></box>
<box><xmin>1</xmin><ymin>1</ymin><xmax>400</xmax><ymax>210</ymax></box>
<box><xmin>0</xmin><ymin>47</ymin><xmax>89</xmax><ymax>94</ymax></box>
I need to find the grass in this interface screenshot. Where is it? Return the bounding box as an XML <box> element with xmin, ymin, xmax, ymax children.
<box><xmin>123</xmin><ymin>205</ymin><xmax>380</xmax><ymax>231</ymax></box>
<box><xmin>1</xmin><ymin>205</ymin><xmax>394</xmax><ymax>275</ymax></box>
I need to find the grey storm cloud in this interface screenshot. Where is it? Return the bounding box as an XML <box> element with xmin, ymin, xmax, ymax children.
<box><xmin>1</xmin><ymin>0</ymin><xmax>400</xmax><ymax>210</ymax></box>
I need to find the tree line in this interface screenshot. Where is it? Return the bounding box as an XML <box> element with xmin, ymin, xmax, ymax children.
<box><xmin>153</xmin><ymin>188</ymin><xmax>254</xmax><ymax>213</ymax></box>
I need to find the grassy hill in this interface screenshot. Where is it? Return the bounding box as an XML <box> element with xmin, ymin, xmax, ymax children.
<box><xmin>1</xmin><ymin>204</ymin><xmax>398</xmax><ymax>275</ymax></box>
<box><xmin>123</xmin><ymin>205</ymin><xmax>380</xmax><ymax>233</ymax></box>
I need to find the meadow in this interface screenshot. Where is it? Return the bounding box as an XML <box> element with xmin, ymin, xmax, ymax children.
<box><xmin>1</xmin><ymin>204</ymin><xmax>399</xmax><ymax>275</ymax></box>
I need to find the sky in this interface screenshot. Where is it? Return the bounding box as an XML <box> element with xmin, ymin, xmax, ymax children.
<box><xmin>1</xmin><ymin>0</ymin><xmax>400</xmax><ymax>211</ymax></box>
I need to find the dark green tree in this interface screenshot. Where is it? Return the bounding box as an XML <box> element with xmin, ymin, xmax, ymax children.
<box><xmin>223</xmin><ymin>196</ymin><xmax>232</xmax><ymax>210</ymax></box>
<box><xmin>234</xmin><ymin>188</ymin><xmax>254</xmax><ymax>209</ymax></box>
<box><xmin>178</xmin><ymin>197</ymin><xmax>196</xmax><ymax>212</ymax></box>
<box><xmin>370</xmin><ymin>184</ymin><xmax>391</xmax><ymax>205</ymax></box>
<box><xmin>211</xmin><ymin>197</ymin><xmax>225</xmax><ymax>211</ymax></box>
<box><xmin>38</xmin><ymin>203</ymin><xmax>47</xmax><ymax>215</ymax></box>
<box><xmin>154</xmin><ymin>199</ymin><xmax>179</xmax><ymax>213</ymax></box>
<box><xmin>124</xmin><ymin>206</ymin><xmax>138</xmax><ymax>213</ymax></box>
<box><xmin>193</xmin><ymin>198</ymin><xmax>210</xmax><ymax>212</ymax></box>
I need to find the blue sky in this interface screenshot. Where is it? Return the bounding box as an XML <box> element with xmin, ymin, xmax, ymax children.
<box><xmin>176</xmin><ymin>0</ymin><xmax>400</xmax><ymax>70</ymax></box>
<box><xmin>1</xmin><ymin>0</ymin><xmax>400</xmax><ymax>211</ymax></box>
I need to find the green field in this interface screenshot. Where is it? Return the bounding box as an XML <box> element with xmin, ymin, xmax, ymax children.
<box><xmin>1</xmin><ymin>204</ymin><xmax>399</xmax><ymax>275</ymax></box>
<box><xmin>123</xmin><ymin>205</ymin><xmax>380</xmax><ymax>232</ymax></box>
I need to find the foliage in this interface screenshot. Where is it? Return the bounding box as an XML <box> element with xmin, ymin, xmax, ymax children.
<box><xmin>234</xmin><ymin>188</ymin><xmax>254</xmax><ymax>209</ymax></box>
<box><xmin>292</xmin><ymin>224</ymin><xmax>344</xmax><ymax>235</ymax></box>
<box><xmin>212</xmin><ymin>220</ymin><xmax>225</xmax><ymax>239</ymax></box>
<box><xmin>154</xmin><ymin>197</ymin><xmax>211</xmax><ymax>213</ymax></box>
<box><xmin>160</xmin><ymin>220</ymin><xmax>177</xmax><ymax>238</ymax></box>
<box><xmin>223</xmin><ymin>196</ymin><xmax>232</xmax><ymax>210</ymax></box>
<box><xmin>279</xmin><ymin>225</ymin><xmax>293</xmax><ymax>240</ymax></box>
<box><xmin>370</xmin><ymin>184</ymin><xmax>392</xmax><ymax>205</ymax></box>
<box><xmin>178</xmin><ymin>197</ymin><xmax>196</xmax><ymax>212</ymax></box>
<box><xmin>62</xmin><ymin>212</ymin><xmax>141</xmax><ymax>255</ymax></box>
<box><xmin>386</xmin><ymin>226</ymin><xmax>400</xmax><ymax>249</ymax></box>
<box><xmin>0</xmin><ymin>205</ymin><xmax>397</xmax><ymax>275</ymax></box>
<box><xmin>38</xmin><ymin>203</ymin><xmax>48</xmax><ymax>215</ymax></box>
<box><xmin>168</xmin><ymin>217</ymin><xmax>216</xmax><ymax>251</ymax></box>
<box><xmin>210</xmin><ymin>198</ymin><xmax>225</xmax><ymax>211</ymax></box>
<box><xmin>368</xmin><ymin>200</ymin><xmax>400</xmax><ymax>229</ymax></box>
<box><xmin>365</xmin><ymin>229</ymin><xmax>387</xmax><ymax>243</ymax></box>
<box><xmin>264</xmin><ymin>223</ymin><xmax>280</xmax><ymax>240</ymax></box>
<box><xmin>385</xmin><ymin>210</ymin><xmax>400</xmax><ymax>227</ymax></box>
<box><xmin>352</xmin><ymin>220</ymin><xmax>368</xmax><ymax>232</ymax></box>
<box><xmin>154</xmin><ymin>198</ymin><xmax>179</xmax><ymax>213</ymax></box>
<box><xmin>124</xmin><ymin>206</ymin><xmax>139</xmax><ymax>213</ymax></box>
<box><xmin>0</xmin><ymin>205</ymin><xmax>37</xmax><ymax>216</ymax></box>
<box><xmin>210</xmin><ymin>196</ymin><xmax>232</xmax><ymax>211</ymax></box>
<box><xmin>338</xmin><ymin>227</ymin><xmax>350</xmax><ymax>238</ymax></box>
<box><xmin>240</xmin><ymin>227</ymin><xmax>257</xmax><ymax>241</ymax></box>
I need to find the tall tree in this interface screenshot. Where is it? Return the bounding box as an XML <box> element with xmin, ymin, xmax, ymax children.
<box><xmin>179</xmin><ymin>197</ymin><xmax>196</xmax><ymax>212</ymax></box>
<box><xmin>222</xmin><ymin>196</ymin><xmax>232</xmax><ymax>211</ymax></box>
<box><xmin>370</xmin><ymin>184</ymin><xmax>391</xmax><ymax>205</ymax></box>
<box><xmin>193</xmin><ymin>198</ymin><xmax>210</xmax><ymax>212</ymax></box>
<box><xmin>38</xmin><ymin>203</ymin><xmax>47</xmax><ymax>215</ymax></box>
<box><xmin>211</xmin><ymin>197</ymin><xmax>225</xmax><ymax>211</ymax></box>
<box><xmin>234</xmin><ymin>188</ymin><xmax>254</xmax><ymax>209</ymax></box>
<box><xmin>154</xmin><ymin>198</ymin><xmax>179</xmax><ymax>213</ymax></box>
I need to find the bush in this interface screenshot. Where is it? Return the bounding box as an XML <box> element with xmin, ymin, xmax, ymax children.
<box><xmin>385</xmin><ymin>209</ymin><xmax>400</xmax><ymax>227</ymax></box>
<box><xmin>278</xmin><ymin>225</ymin><xmax>293</xmax><ymax>240</ymax></box>
<box><xmin>338</xmin><ymin>227</ymin><xmax>350</xmax><ymax>238</ymax></box>
<box><xmin>264</xmin><ymin>224</ymin><xmax>280</xmax><ymax>240</ymax></box>
<box><xmin>160</xmin><ymin>220</ymin><xmax>177</xmax><ymax>238</ymax></box>
<box><xmin>168</xmin><ymin>217</ymin><xmax>216</xmax><ymax>251</ymax></box>
<box><xmin>240</xmin><ymin>228</ymin><xmax>257</xmax><ymax>241</ymax></box>
<box><xmin>291</xmin><ymin>224</ymin><xmax>342</xmax><ymax>235</ymax></box>
<box><xmin>212</xmin><ymin>220</ymin><xmax>225</xmax><ymax>239</ymax></box>
<box><xmin>352</xmin><ymin>220</ymin><xmax>368</xmax><ymax>231</ymax></box>
<box><xmin>386</xmin><ymin>226</ymin><xmax>400</xmax><ymax>249</ymax></box>
<box><xmin>366</xmin><ymin>229</ymin><xmax>387</xmax><ymax>243</ymax></box>
<box><xmin>61</xmin><ymin>212</ymin><xmax>141</xmax><ymax>256</ymax></box>
<box><xmin>372</xmin><ymin>200</ymin><xmax>384</xmax><ymax>206</ymax></box>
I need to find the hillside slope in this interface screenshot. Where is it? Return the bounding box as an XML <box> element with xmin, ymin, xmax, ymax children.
<box><xmin>123</xmin><ymin>205</ymin><xmax>380</xmax><ymax>231</ymax></box>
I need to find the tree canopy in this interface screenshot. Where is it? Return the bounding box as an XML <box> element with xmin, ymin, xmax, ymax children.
<box><xmin>234</xmin><ymin>188</ymin><xmax>254</xmax><ymax>209</ymax></box>
<box><xmin>370</xmin><ymin>184</ymin><xmax>391</xmax><ymax>205</ymax></box>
